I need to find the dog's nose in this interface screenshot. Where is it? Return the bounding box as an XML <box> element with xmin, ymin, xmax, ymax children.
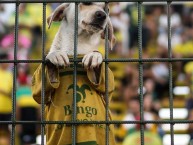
<box><xmin>95</xmin><ymin>11</ymin><xmax>106</xmax><ymax>21</ymax></box>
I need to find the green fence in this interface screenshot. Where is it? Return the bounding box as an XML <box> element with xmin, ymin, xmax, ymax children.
<box><xmin>0</xmin><ymin>0</ymin><xmax>191</xmax><ymax>145</ymax></box>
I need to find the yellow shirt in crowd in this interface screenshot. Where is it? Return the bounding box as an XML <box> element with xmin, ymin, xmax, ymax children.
<box><xmin>31</xmin><ymin>58</ymin><xmax>116</xmax><ymax>145</ymax></box>
<box><xmin>0</xmin><ymin>68</ymin><xmax>13</xmax><ymax>113</ymax></box>
<box><xmin>173</xmin><ymin>41</ymin><xmax>193</xmax><ymax>56</ymax></box>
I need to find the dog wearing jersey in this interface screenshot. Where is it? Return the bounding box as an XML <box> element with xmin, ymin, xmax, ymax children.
<box><xmin>32</xmin><ymin>2</ymin><xmax>116</xmax><ymax>145</ymax></box>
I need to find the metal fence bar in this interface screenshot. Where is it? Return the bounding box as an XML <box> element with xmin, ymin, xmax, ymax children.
<box><xmin>40</xmin><ymin>2</ymin><xmax>47</xmax><ymax>145</ymax></box>
<box><xmin>137</xmin><ymin>2</ymin><xmax>145</xmax><ymax>145</ymax></box>
<box><xmin>167</xmin><ymin>2</ymin><xmax>174</xmax><ymax>145</ymax></box>
<box><xmin>1</xmin><ymin>0</ymin><xmax>193</xmax><ymax>3</ymax></box>
<box><xmin>1</xmin><ymin>120</ymin><xmax>193</xmax><ymax>124</ymax></box>
<box><xmin>105</xmin><ymin>3</ymin><xmax>109</xmax><ymax>145</ymax></box>
<box><xmin>72</xmin><ymin>3</ymin><xmax>79</xmax><ymax>145</ymax></box>
<box><xmin>11</xmin><ymin>2</ymin><xmax>19</xmax><ymax>145</ymax></box>
<box><xmin>2</xmin><ymin>58</ymin><xmax>193</xmax><ymax>63</ymax></box>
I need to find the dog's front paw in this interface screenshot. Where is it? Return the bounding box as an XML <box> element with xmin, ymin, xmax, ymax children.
<box><xmin>82</xmin><ymin>51</ymin><xmax>103</xmax><ymax>69</ymax></box>
<box><xmin>46</xmin><ymin>50</ymin><xmax>70</xmax><ymax>67</ymax></box>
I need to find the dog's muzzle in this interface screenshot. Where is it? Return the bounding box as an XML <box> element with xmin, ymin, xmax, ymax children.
<box><xmin>90</xmin><ymin>11</ymin><xmax>107</xmax><ymax>29</ymax></box>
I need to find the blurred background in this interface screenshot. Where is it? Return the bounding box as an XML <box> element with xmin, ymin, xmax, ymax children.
<box><xmin>0</xmin><ymin>2</ymin><xmax>193</xmax><ymax>145</ymax></box>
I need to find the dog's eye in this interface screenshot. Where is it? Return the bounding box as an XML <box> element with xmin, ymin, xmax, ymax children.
<box><xmin>82</xmin><ymin>2</ymin><xmax>92</xmax><ymax>5</ymax></box>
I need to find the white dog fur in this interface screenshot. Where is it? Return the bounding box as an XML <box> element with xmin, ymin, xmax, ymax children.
<box><xmin>46</xmin><ymin>2</ymin><xmax>116</xmax><ymax>69</ymax></box>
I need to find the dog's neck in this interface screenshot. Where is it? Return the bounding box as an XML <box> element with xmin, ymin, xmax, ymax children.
<box><xmin>49</xmin><ymin>21</ymin><xmax>101</xmax><ymax>56</ymax></box>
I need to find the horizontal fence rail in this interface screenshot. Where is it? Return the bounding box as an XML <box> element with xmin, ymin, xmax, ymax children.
<box><xmin>1</xmin><ymin>58</ymin><xmax>193</xmax><ymax>63</ymax></box>
<box><xmin>0</xmin><ymin>120</ymin><xmax>193</xmax><ymax>124</ymax></box>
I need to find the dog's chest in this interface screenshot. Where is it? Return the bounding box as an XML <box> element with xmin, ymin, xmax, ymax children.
<box><xmin>60</xmin><ymin>26</ymin><xmax>101</xmax><ymax>55</ymax></box>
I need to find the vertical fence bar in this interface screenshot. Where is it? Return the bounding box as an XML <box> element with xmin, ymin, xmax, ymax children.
<box><xmin>105</xmin><ymin>3</ymin><xmax>110</xmax><ymax>145</ymax></box>
<box><xmin>41</xmin><ymin>2</ymin><xmax>47</xmax><ymax>145</ymax></box>
<box><xmin>167</xmin><ymin>2</ymin><xmax>174</xmax><ymax>145</ymax></box>
<box><xmin>11</xmin><ymin>2</ymin><xmax>19</xmax><ymax>145</ymax></box>
<box><xmin>138</xmin><ymin>2</ymin><xmax>144</xmax><ymax>145</ymax></box>
<box><xmin>72</xmin><ymin>2</ymin><xmax>78</xmax><ymax>145</ymax></box>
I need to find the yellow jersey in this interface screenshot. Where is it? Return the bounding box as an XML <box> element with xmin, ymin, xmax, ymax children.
<box><xmin>32</xmin><ymin>60</ymin><xmax>116</xmax><ymax>145</ymax></box>
<box><xmin>0</xmin><ymin>68</ymin><xmax>13</xmax><ymax>113</ymax></box>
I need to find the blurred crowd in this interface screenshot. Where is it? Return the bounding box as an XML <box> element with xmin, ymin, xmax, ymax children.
<box><xmin>0</xmin><ymin>2</ymin><xmax>193</xmax><ymax>145</ymax></box>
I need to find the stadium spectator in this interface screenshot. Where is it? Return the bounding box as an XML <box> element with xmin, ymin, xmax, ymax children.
<box><xmin>0</xmin><ymin>52</ymin><xmax>13</xmax><ymax>145</ymax></box>
<box><xmin>16</xmin><ymin>66</ymin><xmax>39</xmax><ymax>145</ymax></box>
<box><xmin>122</xmin><ymin>96</ymin><xmax>154</xmax><ymax>135</ymax></box>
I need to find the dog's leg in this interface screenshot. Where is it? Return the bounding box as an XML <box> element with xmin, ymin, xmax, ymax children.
<box><xmin>46</xmin><ymin>50</ymin><xmax>70</xmax><ymax>67</ymax></box>
<box><xmin>82</xmin><ymin>51</ymin><xmax>103</xmax><ymax>83</ymax></box>
<box><xmin>82</xmin><ymin>51</ymin><xmax>103</xmax><ymax>69</ymax></box>
<box><xmin>46</xmin><ymin>28</ymin><xmax>70</xmax><ymax>67</ymax></box>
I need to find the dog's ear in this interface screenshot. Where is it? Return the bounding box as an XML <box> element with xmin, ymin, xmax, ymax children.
<box><xmin>101</xmin><ymin>17</ymin><xmax>116</xmax><ymax>50</ymax></box>
<box><xmin>47</xmin><ymin>3</ymin><xmax>70</xmax><ymax>29</ymax></box>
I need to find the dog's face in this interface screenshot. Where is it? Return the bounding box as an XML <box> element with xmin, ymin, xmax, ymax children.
<box><xmin>47</xmin><ymin>3</ymin><xmax>116</xmax><ymax>49</ymax></box>
<box><xmin>78</xmin><ymin>2</ymin><xmax>108</xmax><ymax>33</ymax></box>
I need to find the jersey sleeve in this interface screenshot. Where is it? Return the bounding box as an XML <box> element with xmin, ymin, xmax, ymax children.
<box><xmin>87</xmin><ymin>63</ymin><xmax>115</xmax><ymax>95</ymax></box>
<box><xmin>31</xmin><ymin>64</ymin><xmax>60</xmax><ymax>104</ymax></box>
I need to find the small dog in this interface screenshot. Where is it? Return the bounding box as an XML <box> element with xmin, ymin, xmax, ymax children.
<box><xmin>46</xmin><ymin>2</ymin><xmax>115</xmax><ymax>67</ymax></box>
<box><xmin>32</xmin><ymin>2</ymin><xmax>116</xmax><ymax>145</ymax></box>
